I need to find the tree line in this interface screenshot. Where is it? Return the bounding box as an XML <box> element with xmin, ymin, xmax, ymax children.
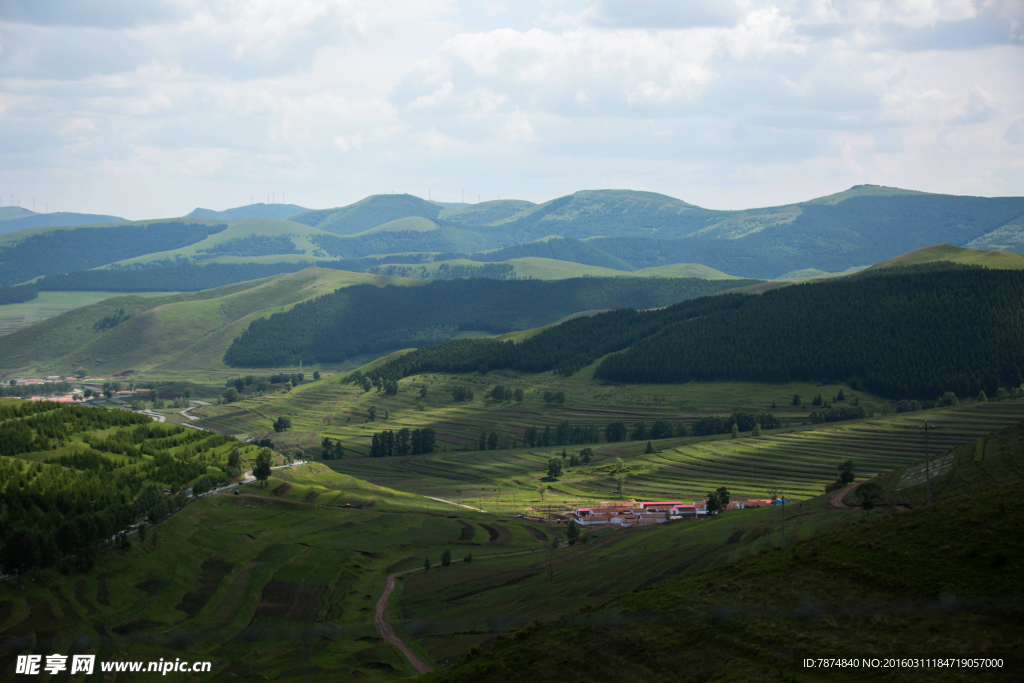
<box><xmin>223</xmin><ymin>276</ymin><xmax>752</xmax><ymax>367</ymax></box>
<box><xmin>0</xmin><ymin>402</ymin><xmax>254</xmax><ymax>578</ymax></box>
<box><xmin>368</xmin><ymin>427</ymin><xmax>437</xmax><ymax>457</ymax></box>
<box><xmin>362</xmin><ymin>265</ymin><xmax>1024</xmax><ymax>399</ymax></box>
<box><xmin>0</xmin><ymin>222</ymin><xmax>227</xmax><ymax>287</ymax></box>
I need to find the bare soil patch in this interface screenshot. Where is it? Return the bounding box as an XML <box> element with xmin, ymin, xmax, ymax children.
<box><xmin>174</xmin><ymin>559</ymin><xmax>234</xmax><ymax>618</ymax></box>
<box><xmin>255</xmin><ymin>581</ymin><xmax>326</xmax><ymax>622</ymax></box>
<box><xmin>457</xmin><ymin>521</ymin><xmax>476</xmax><ymax>541</ymax></box>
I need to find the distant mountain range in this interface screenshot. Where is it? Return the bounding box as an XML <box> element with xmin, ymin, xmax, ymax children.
<box><xmin>0</xmin><ymin>206</ymin><xmax>126</xmax><ymax>235</ymax></box>
<box><xmin>186</xmin><ymin>203</ymin><xmax>309</xmax><ymax>220</ymax></box>
<box><xmin>1</xmin><ymin>185</ymin><xmax>1023</xmax><ymax>286</ymax></box>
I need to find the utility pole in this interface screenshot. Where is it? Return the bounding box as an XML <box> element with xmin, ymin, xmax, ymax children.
<box><xmin>781</xmin><ymin>492</ymin><xmax>786</xmax><ymax>547</ymax></box>
<box><xmin>919</xmin><ymin>423</ymin><xmax>938</xmax><ymax>507</ymax></box>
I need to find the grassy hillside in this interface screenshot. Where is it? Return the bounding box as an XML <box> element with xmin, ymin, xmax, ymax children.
<box><xmin>0</xmin><ymin>210</ymin><xmax>127</xmax><ymax>236</ymax></box>
<box><xmin>186</xmin><ymin>203</ymin><xmax>309</xmax><ymax>220</ymax></box>
<box><xmin>0</xmin><ymin>268</ymin><xmax>420</xmax><ymax>377</ymax></box>
<box><xmin>866</xmin><ymin>243</ymin><xmax>1024</xmax><ymax>271</ymax></box>
<box><xmin>426</xmin><ymin>473</ymin><xmax>1024</xmax><ymax>682</ymax></box>
<box><xmin>438</xmin><ymin>200</ymin><xmax>536</xmax><ymax>225</ymax></box>
<box><xmin>0</xmin><ymin>291</ymin><xmax>173</xmax><ymax>336</ymax></box>
<box><xmin>291</xmin><ymin>194</ymin><xmax>443</xmax><ymax>235</ymax></box>
<box><xmin>112</xmin><ymin>217</ymin><xmax>339</xmax><ymax>266</ymax></box>
<box><xmin>0</xmin><ymin>460</ymin><xmax>558</xmax><ymax>681</ymax></box>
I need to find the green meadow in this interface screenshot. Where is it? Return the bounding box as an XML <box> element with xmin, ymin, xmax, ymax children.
<box><xmin>0</xmin><ymin>291</ymin><xmax>174</xmax><ymax>336</ymax></box>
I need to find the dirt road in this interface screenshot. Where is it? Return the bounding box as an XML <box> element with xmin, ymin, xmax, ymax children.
<box><xmin>828</xmin><ymin>482</ymin><xmax>862</xmax><ymax>510</ymax></box>
<box><xmin>375</xmin><ymin>570</ymin><xmax>434</xmax><ymax>675</ymax></box>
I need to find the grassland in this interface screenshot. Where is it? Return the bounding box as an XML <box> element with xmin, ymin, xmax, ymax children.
<box><xmin>0</xmin><ymin>291</ymin><xmax>174</xmax><ymax>336</ymax></box>
<box><xmin>424</xmin><ymin>477</ymin><xmax>1024</xmax><ymax>682</ymax></box>
<box><xmin>0</xmin><ymin>268</ymin><xmax>420</xmax><ymax>378</ymax></box>
<box><xmin>193</xmin><ymin>352</ymin><xmax>1024</xmax><ymax>513</ymax></box>
<box><xmin>0</xmin><ymin>464</ymin><xmax>562</xmax><ymax>682</ymax></box>
<box><xmin>866</xmin><ymin>243</ymin><xmax>1024</xmax><ymax>271</ymax></box>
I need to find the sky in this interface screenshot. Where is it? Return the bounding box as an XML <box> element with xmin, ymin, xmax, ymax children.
<box><xmin>0</xmin><ymin>0</ymin><xmax>1022</xmax><ymax>219</ymax></box>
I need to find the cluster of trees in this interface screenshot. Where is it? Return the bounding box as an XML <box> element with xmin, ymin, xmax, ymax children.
<box><xmin>369</xmin><ymin>262</ymin><xmax>518</xmax><ymax>281</ymax></box>
<box><xmin>223</xmin><ymin>277</ymin><xmax>749</xmax><ymax>367</ymax></box>
<box><xmin>94</xmin><ymin>308</ymin><xmax>132</xmax><ymax>331</ymax></box>
<box><xmin>451</xmin><ymin>386</ymin><xmax>474</xmax><ymax>402</ymax></box>
<box><xmin>605</xmin><ymin>419</ymin><xmax>689</xmax><ymax>442</ymax></box>
<box><xmin>808</xmin><ymin>405</ymin><xmax>870</xmax><ymax>424</ymax></box>
<box><xmin>0</xmin><ymin>222</ymin><xmax>227</xmax><ymax>287</ymax></box>
<box><xmin>546</xmin><ymin>447</ymin><xmax>596</xmax><ymax>477</ymax></box>
<box><xmin>690</xmin><ymin>413</ymin><xmax>782</xmax><ymax>437</ymax></box>
<box><xmin>490</xmin><ymin>385</ymin><xmax>524</xmax><ymax>402</ymax></box>
<box><xmin>705</xmin><ymin>487</ymin><xmax>731</xmax><ymax>515</ymax></box>
<box><xmin>320</xmin><ymin>438</ymin><xmax>346</xmax><ymax>459</ymax></box>
<box><xmin>523</xmin><ymin>423</ymin><xmax>602</xmax><ymax>448</ymax></box>
<box><xmin>369</xmin><ymin>427</ymin><xmax>437</xmax><ymax>457</ymax></box>
<box><xmin>198</xmin><ymin>234</ymin><xmax>300</xmax><ymax>258</ymax></box>
<box><xmin>223</xmin><ymin>373</ymin><xmax>308</xmax><ymax>402</ymax></box>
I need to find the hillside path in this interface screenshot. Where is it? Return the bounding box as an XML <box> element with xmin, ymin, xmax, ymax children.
<box><xmin>375</xmin><ymin>545</ymin><xmax>553</xmax><ymax>676</ymax></box>
<box><xmin>425</xmin><ymin>496</ymin><xmax>487</xmax><ymax>512</ymax></box>
<box><xmin>829</xmin><ymin>482</ymin><xmax>862</xmax><ymax>510</ymax></box>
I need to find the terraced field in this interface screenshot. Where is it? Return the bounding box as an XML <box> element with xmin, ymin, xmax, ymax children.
<box><xmin>337</xmin><ymin>399</ymin><xmax>1024</xmax><ymax>510</ymax></box>
<box><xmin>0</xmin><ymin>466</ymin><xmax>556</xmax><ymax>682</ymax></box>
<box><xmin>393</xmin><ymin>491</ymin><xmax>864</xmax><ymax>664</ymax></box>
<box><xmin>194</xmin><ymin>357</ymin><xmax>1024</xmax><ymax>512</ymax></box>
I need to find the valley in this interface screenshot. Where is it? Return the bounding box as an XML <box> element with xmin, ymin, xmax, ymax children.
<box><xmin>2</xmin><ymin>190</ymin><xmax>1024</xmax><ymax>682</ymax></box>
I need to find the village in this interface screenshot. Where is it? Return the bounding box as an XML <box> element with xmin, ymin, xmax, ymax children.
<box><xmin>570</xmin><ymin>498</ymin><xmax>784</xmax><ymax>527</ymax></box>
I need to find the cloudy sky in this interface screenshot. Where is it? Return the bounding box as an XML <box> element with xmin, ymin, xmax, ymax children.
<box><xmin>1</xmin><ymin>0</ymin><xmax>1022</xmax><ymax>218</ymax></box>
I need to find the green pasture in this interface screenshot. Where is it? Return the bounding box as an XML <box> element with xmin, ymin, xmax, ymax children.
<box><xmin>0</xmin><ymin>465</ymin><xmax>557</xmax><ymax>682</ymax></box>
<box><xmin>0</xmin><ymin>291</ymin><xmax>173</xmax><ymax>336</ymax></box>
<box><xmin>395</xmin><ymin>491</ymin><xmax>861</xmax><ymax>665</ymax></box>
<box><xmin>193</xmin><ymin>364</ymin><xmax>1024</xmax><ymax>515</ymax></box>
<box><xmin>0</xmin><ymin>267</ymin><xmax>420</xmax><ymax>378</ymax></box>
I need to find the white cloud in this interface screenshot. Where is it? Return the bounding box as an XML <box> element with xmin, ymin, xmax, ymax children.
<box><xmin>0</xmin><ymin>0</ymin><xmax>1020</xmax><ymax>217</ymax></box>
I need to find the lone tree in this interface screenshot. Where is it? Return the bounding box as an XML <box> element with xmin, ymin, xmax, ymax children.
<box><xmin>855</xmin><ymin>481</ymin><xmax>883</xmax><ymax>510</ymax></box>
<box><xmin>423</xmin><ymin>557</ymin><xmax>431</xmax><ymax>572</ymax></box>
<box><xmin>615</xmin><ymin>473</ymin><xmax>627</xmax><ymax>500</ymax></box>
<box><xmin>537</xmin><ymin>485</ymin><xmax>546</xmax><ymax>501</ymax></box>
<box><xmin>547</xmin><ymin>458</ymin><xmax>563</xmax><ymax>478</ymax></box>
<box><xmin>254</xmin><ymin>448</ymin><xmax>273</xmax><ymax>487</ymax></box>
<box><xmin>706</xmin><ymin>486</ymin><xmax>731</xmax><ymax>514</ymax></box>
<box><xmin>464</xmin><ymin>553</ymin><xmax>472</xmax><ymax>563</ymax></box>
<box><xmin>730</xmin><ymin>423</ymin><xmax>739</xmax><ymax>439</ymax></box>
<box><xmin>566</xmin><ymin>520</ymin><xmax>581</xmax><ymax>546</ymax></box>
<box><xmin>752</xmin><ymin>423</ymin><xmax>762</xmax><ymax>437</ymax></box>
<box><xmin>273</xmin><ymin>416</ymin><xmax>292</xmax><ymax>433</ymax></box>
<box><xmin>441</xmin><ymin>549</ymin><xmax>452</xmax><ymax>567</ymax></box>
<box><xmin>644</xmin><ymin>440</ymin><xmax>655</xmax><ymax>454</ymax></box>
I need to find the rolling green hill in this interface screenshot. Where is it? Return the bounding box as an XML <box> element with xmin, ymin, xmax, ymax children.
<box><xmin>186</xmin><ymin>202</ymin><xmax>309</xmax><ymax>220</ymax></box>
<box><xmin>866</xmin><ymin>243</ymin><xmax>1024</xmax><ymax>271</ymax></box>
<box><xmin>222</xmin><ymin>276</ymin><xmax>757</xmax><ymax>367</ymax></box>
<box><xmin>0</xmin><ymin>268</ymin><xmax>421</xmax><ymax>376</ymax></box>
<box><xmin>290</xmin><ymin>194</ymin><xmax>444</xmax><ymax>234</ymax></box>
<box><xmin>425</xmin><ymin>469</ymin><xmax>1024</xmax><ymax>682</ymax></box>
<box><xmin>438</xmin><ymin>199</ymin><xmax>536</xmax><ymax>225</ymax></box>
<box><xmin>0</xmin><ymin>209</ymin><xmax>127</xmax><ymax>236</ymax></box>
<box><xmin>3</xmin><ymin>187</ymin><xmax>1024</xmax><ymax>287</ymax></box>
